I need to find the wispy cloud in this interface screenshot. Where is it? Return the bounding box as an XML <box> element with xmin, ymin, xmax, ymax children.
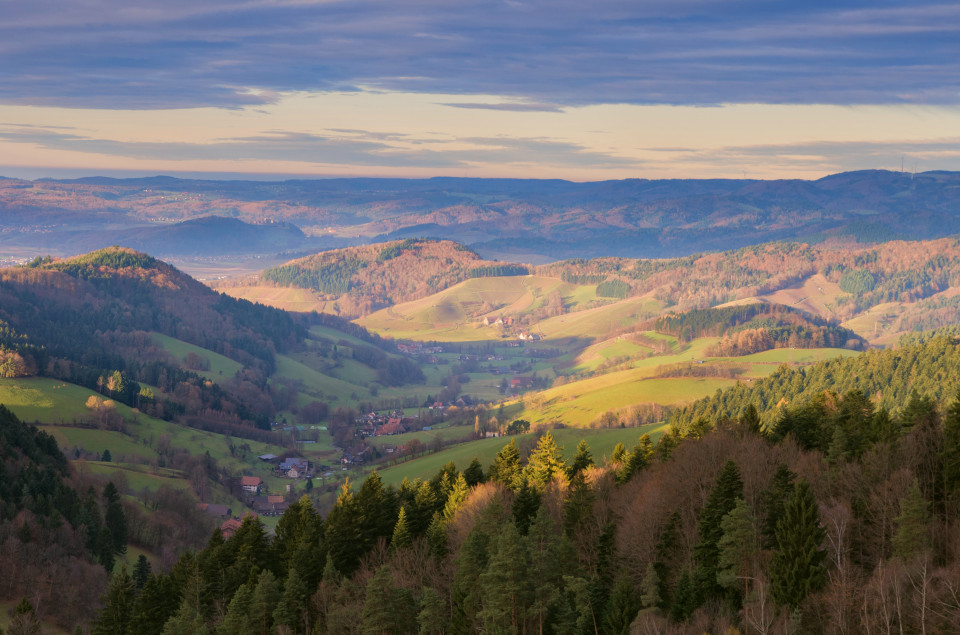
<box><xmin>0</xmin><ymin>0</ymin><xmax>956</xmax><ymax>109</ymax></box>
<box><xmin>0</xmin><ymin>124</ymin><xmax>639</xmax><ymax>170</ymax></box>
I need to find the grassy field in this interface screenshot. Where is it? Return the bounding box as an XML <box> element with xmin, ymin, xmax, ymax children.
<box><xmin>0</xmin><ymin>377</ymin><xmax>145</xmax><ymax>424</ymax></box>
<box><xmin>153</xmin><ymin>333</ymin><xmax>243</xmax><ymax>379</ymax></box>
<box><xmin>78</xmin><ymin>461</ymin><xmax>193</xmax><ymax>493</ymax></box>
<box><xmin>221</xmin><ymin>284</ymin><xmax>329</xmax><ymax>313</ymax></box>
<box><xmin>534</xmin><ymin>294</ymin><xmax>664</xmax><ymax>339</ymax></box>
<box><xmin>273</xmin><ymin>353</ymin><xmax>372</xmax><ymax>402</ymax></box>
<box><xmin>377</xmin><ymin>423</ymin><xmax>667</xmax><ymax>485</ymax></box>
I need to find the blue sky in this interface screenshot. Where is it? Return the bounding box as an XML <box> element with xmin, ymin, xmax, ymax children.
<box><xmin>0</xmin><ymin>0</ymin><xmax>957</xmax><ymax>179</ymax></box>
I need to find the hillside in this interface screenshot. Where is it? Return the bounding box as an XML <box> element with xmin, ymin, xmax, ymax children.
<box><xmin>227</xmin><ymin>238</ymin><xmax>528</xmax><ymax>318</ymax></box>
<box><xmin>4</xmin><ymin>170</ymin><xmax>960</xmax><ymax>262</ymax></box>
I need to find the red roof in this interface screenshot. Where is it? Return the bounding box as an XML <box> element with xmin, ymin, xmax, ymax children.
<box><xmin>240</xmin><ymin>476</ymin><xmax>262</xmax><ymax>486</ymax></box>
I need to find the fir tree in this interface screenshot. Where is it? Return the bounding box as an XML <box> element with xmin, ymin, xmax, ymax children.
<box><xmin>761</xmin><ymin>463</ymin><xmax>795</xmax><ymax>550</ymax></box>
<box><xmin>9</xmin><ymin>598</ymin><xmax>41</xmax><ymax>635</ymax></box>
<box><xmin>511</xmin><ymin>477</ymin><xmax>541</xmax><ymax>535</ymax></box>
<box><xmin>426</xmin><ymin>512</ymin><xmax>448</xmax><ymax>560</ymax></box>
<box><xmin>568</xmin><ymin>439</ymin><xmax>595</xmax><ymax>478</ymax></box>
<box><xmin>771</xmin><ymin>480</ymin><xmax>826</xmax><ymax>609</ymax></box>
<box><xmin>103</xmin><ymin>481</ymin><xmax>127</xmax><ymax>555</ymax></box>
<box><xmin>392</xmin><ymin>506</ymin><xmax>413</xmax><ymax>551</ymax></box>
<box><xmin>443</xmin><ymin>472</ymin><xmax>469</xmax><ymax>520</ymax></box>
<box><xmin>489</xmin><ymin>439</ymin><xmax>522</xmax><ymax>487</ymax></box>
<box><xmin>463</xmin><ymin>457</ymin><xmax>485</xmax><ymax>486</ymax></box>
<box><xmin>716</xmin><ymin>498</ymin><xmax>757</xmax><ymax>611</ymax></box>
<box><xmin>217</xmin><ymin>583</ymin><xmax>253</xmax><ymax>635</ymax></box>
<box><xmin>604</xmin><ymin>576</ymin><xmax>641</xmax><ymax>635</ymax></box>
<box><xmin>273</xmin><ymin>567</ymin><xmax>309</xmax><ymax>634</ymax></box>
<box><xmin>892</xmin><ymin>478</ymin><xmax>932</xmax><ymax>560</ymax></box>
<box><xmin>694</xmin><ymin>460</ymin><xmax>743</xmax><ymax>602</ymax></box>
<box><xmin>942</xmin><ymin>389</ymin><xmax>960</xmax><ymax>495</ymax></box>
<box><xmin>478</xmin><ymin>522</ymin><xmax>532</xmax><ymax>633</ymax></box>
<box><xmin>360</xmin><ymin>566</ymin><xmax>415</xmax><ymax>634</ymax></box>
<box><xmin>417</xmin><ymin>587</ymin><xmax>447</xmax><ymax>635</ymax></box>
<box><xmin>249</xmin><ymin>570</ymin><xmax>280</xmax><ymax>635</ymax></box>
<box><xmin>133</xmin><ymin>554</ymin><xmax>152</xmax><ymax>590</ymax></box>
<box><xmin>740</xmin><ymin>403</ymin><xmax>761</xmax><ymax>435</ymax></box>
<box><xmin>525</xmin><ymin>431</ymin><xmax>566</xmax><ymax>489</ymax></box>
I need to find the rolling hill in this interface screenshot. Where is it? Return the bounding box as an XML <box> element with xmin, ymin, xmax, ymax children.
<box><xmin>4</xmin><ymin>170</ymin><xmax>960</xmax><ymax>262</ymax></box>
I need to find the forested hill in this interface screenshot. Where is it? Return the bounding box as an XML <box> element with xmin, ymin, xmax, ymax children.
<box><xmin>668</xmin><ymin>333</ymin><xmax>960</xmax><ymax>433</ymax></box>
<box><xmin>257</xmin><ymin>238</ymin><xmax>526</xmax><ymax>317</ymax></box>
<box><xmin>4</xmin><ymin>169</ymin><xmax>960</xmax><ymax>260</ymax></box>
<box><xmin>0</xmin><ymin>247</ymin><xmax>303</xmax><ymax>427</ymax></box>
<box><xmin>86</xmin><ymin>349</ymin><xmax>960</xmax><ymax>634</ymax></box>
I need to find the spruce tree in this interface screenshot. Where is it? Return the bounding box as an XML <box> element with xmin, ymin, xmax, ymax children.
<box><xmin>525</xmin><ymin>431</ymin><xmax>566</xmax><ymax>489</ymax></box>
<box><xmin>391</xmin><ymin>506</ymin><xmax>413</xmax><ymax>551</ymax></box>
<box><xmin>463</xmin><ymin>457</ymin><xmax>485</xmax><ymax>486</ymax></box>
<box><xmin>943</xmin><ymin>389</ymin><xmax>960</xmax><ymax>495</ymax></box>
<box><xmin>133</xmin><ymin>554</ymin><xmax>152</xmax><ymax>590</ymax></box>
<box><xmin>770</xmin><ymin>480</ymin><xmax>826</xmax><ymax>609</ymax></box>
<box><xmin>443</xmin><ymin>472</ymin><xmax>469</xmax><ymax>520</ymax></box>
<box><xmin>892</xmin><ymin>478</ymin><xmax>932</xmax><ymax>560</ymax></box>
<box><xmin>217</xmin><ymin>583</ymin><xmax>253</xmax><ymax>635</ymax></box>
<box><xmin>761</xmin><ymin>463</ymin><xmax>795</xmax><ymax>550</ymax></box>
<box><xmin>489</xmin><ymin>440</ymin><xmax>522</xmax><ymax>487</ymax></box>
<box><xmin>417</xmin><ymin>587</ymin><xmax>447</xmax><ymax>635</ymax></box>
<box><xmin>511</xmin><ymin>477</ymin><xmax>542</xmax><ymax>535</ymax></box>
<box><xmin>103</xmin><ymin>481</ymin><xmax>127</xmax><ymax>555</ymax></box>
<box><xmin>604</xmin><ymin>576</ymin><xmax>641</xmax><ymax>635</ymax></box>
<box><xmin>478</xmin><ymin>522</ymin><xmax>532</xmax><ymax>633</ymax></box>
<box><xmin>273</xmin><ymin>568</ymin><xmax>309</xmax><ymax>634</ymax></box>
<box><xmin>568</xmin><ymin>439</ymin><xmax>595</xmax><ymax>478</ymax></box>
<box><xmin>249</xmin><ymin>570</ymin><xmax>280</xmax><ymax>635</ymax></box>
<box><xmin>693</xmin><ymin>460</ymin><xmax>743</xmax><ymax>602</ymax></box>
<box><xmin>740</xmin><ymin>403</ymin><xmax>761</xmax><ymax>435</ymax></box>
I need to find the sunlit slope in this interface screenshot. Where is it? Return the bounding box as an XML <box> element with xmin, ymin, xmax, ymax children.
<box><xmin>512</xmin><ymin>338</ymin><xmax>861</xmax><ymax>427</ymax></box>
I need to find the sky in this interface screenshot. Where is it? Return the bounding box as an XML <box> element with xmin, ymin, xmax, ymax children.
<box><xmin>0</xmin><ymin>0</ymin><xmax>958</xmax><ymax>181</ymax></box>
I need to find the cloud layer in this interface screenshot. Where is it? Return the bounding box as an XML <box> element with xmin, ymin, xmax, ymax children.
<box><xmin>2</xmin><ymin>0</ymin><xmax>957</xmax><ymax>109</ymax></box>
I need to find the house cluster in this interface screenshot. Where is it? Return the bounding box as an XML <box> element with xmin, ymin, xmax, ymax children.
<box><xmin>482</xmin><ymin>316</ymin><xmax>514</xmax><ymax>327</ymax></box>
<box><xmin>340</xmin><ymin>443</ymin><xmax>373</xmax><ymax>466</ymax></box>
<box><xmin>249</xmin><ymin>494</ymin><xmax>289</xmax><ymax>517</ymax></box>
<box><xmin>517</xmin><ymin>332</ymin><xmax>542</xmax><ymax>341</ymax></box>
<box><xmin>397</xmin><ymin>342</ymin><xmax>444</xmax><ymax>355</ymax></box>
<box><xmin>356</xmin><ymin>410</ymin><xmax>416</xmax><ymax>437</ymax></box>
<box><xmin>276</xmin><ymin>457</ymin><xmax>312</xmax><ymax>479</ymax></box>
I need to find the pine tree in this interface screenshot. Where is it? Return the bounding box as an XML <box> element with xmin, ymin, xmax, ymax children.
<box><xmin>325</xmin><ymin>480</ymin><xmax>363</xmax><ymax>575</ymax></box>
<box><xmin>360</xmin><ymin>566</ymin><xmax>415</xmax><ymax>634</ymax></box>
<box><xmin>610</xmin><ymin>443</ymin><xmax>627</xmax><ymax>465</ymax></box>
<box><xmin>942</xmin><ymin>389</ymin><xmax>960</xmax><ymax>495</ymax></box>
<box><xmin>463</xmin><ymin>457</ymin><xmax>485</xmax><ymax>486</ymax></box>
<box><xmin>771</xmin><ymin>480</ymin><xmax>826</xmax><ymax>609</ymax></box>
<box><xmin>103</xmin><ymin>481</ymin><xmax>127</xmax><ymax>555</ymax></box>
<box><xmin>9</xmin><ymin>598</ymin><xmax>41</xmax><ymax>635</ymax></box>
<box><xmin>478</xmin><ymin>522</ymin><xmax>532</xmax><ymax>633</ymax></box>
<box><xmin>604</xmin><ymin>576</ymin><xmax>641</xmax><ymax>635</ymax></box>
<box><xmin>443</xmin><ymin>472</ymin><xmax>469</xmax><ymax>520</ymax></box>
<box><xmin>273</xmin><ymin>568</ymin><xmax>309</xmax><ymax>634</ymax></box>
<box><xmin>133</xmin><ymin>554</ymin><xmax>152</xmax><ymax>590</ymax></box>
<box><xmin>249</xmin><ymin>570</ymin><xmax>280</xmax><ymax>635</ymax></box>
<box><xmin>694</xmin><ymin>460</ymin><xmax>743</xmax><ymax>602</ymax></box>
<box><xmin>640</xmin><ymin>561</ymin><xmax>661</xmax><ymax>609</ymax></box>
<box><xmin>102</xmin><ymin>449</ymin><xmax>112</xmax><ymax>462</ymax></box>
<box><xmin>392</xmin><ymin>506</ymin><xmax>413</xmax><ymax>551</ymax></box>
<box><xmin>740</xmin><ymin>403</ymin><xmax>761</xmax><ymax>435</ymax></box>
<box><xmin>716</xmin><ymin>498</ymin><xmax>757</xmax><ymax>611</ymax></box>
<box><xmin>417</xmin><ymin>587</ymin><xmax>447</xmax><ymax>635</ymax></box>
<box><xmin>892</xmin><ymin>478</ymin><xmax>932</xmax><ymax>560</ymax></box>
<box><xmin>525</xmin><ymin>431</ymin><xmax>567</xmax><ymax>489</ymax></box>
<box><xmin>426</xmin><ymin>512</ymin><xmax>448</xmax><ymax>560</ymax></box>
<box><xmin>511</xmin><ymin>477</ymin><xmax>541</xmax><ymax>535</ymax></box>
<box><xmin>489</xmin><ymin>439</ymin><xmax>522</xmax><ymax>487</ymax></box>
<box><xmin>131</xmin><ymin>573</ymin><xmax>180</xmax><ymax>634</ymax></box>
<box><xmin>568</xmin><ymin>439</ymin><xmax>595</xmax><ymax>478</ymax></box>
<box><xmin>217</xmin><ymin>583</ymin><xmax>253</xmax><ymax>635</ymax></box>
<box><xmin>761</xmin><ymin>463</ymin><xmax>795</xmax><ymax>550</ymax></box>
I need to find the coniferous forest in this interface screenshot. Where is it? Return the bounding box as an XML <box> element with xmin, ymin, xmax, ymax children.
<box><xmin>68</xmin><ymin>333</ymin><xmax>960</xmax><ymax>633</ymax></box>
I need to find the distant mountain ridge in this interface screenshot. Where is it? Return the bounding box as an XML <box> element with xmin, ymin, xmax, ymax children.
<box><xmin>1</xmin><ymin>169</ymin><xmax>959</xmax><ymax>260</ymax></box>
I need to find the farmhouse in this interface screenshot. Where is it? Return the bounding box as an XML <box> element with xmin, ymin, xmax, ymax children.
<box><xmin>240</xmin><ymin>475</ymin><xmax>263</xmax><ymax>494</ymax></box>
